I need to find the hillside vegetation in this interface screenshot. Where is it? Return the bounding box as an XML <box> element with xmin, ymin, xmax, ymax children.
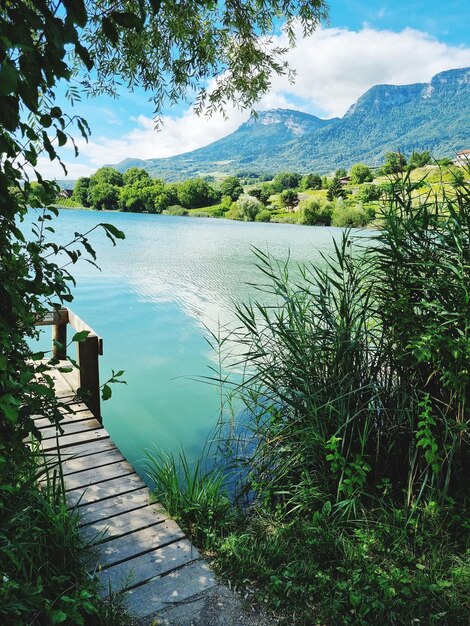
<box><xmin>65</xmin><ymin>151</ymin><xmax>468</xmax><ymax>229</ymax></box>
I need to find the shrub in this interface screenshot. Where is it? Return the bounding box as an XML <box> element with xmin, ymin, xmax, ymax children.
<box><xmin>332</xmin><ymin>201</ymin><xmax>369</xmax><ymax>227</ymax></box>
<box><xmin>163</xmin><ymin>205</ymin><xmax>188</xmax><ymax>215</ymax></box>
<box><xmin>357</xmin><ymin>183</ymin><xmax>382</xmax><ymax>202</ymax></box>
<box><xmin>298</xmin><ymin>198</ymin><xmax>333</xmax><ymax>225</ymax></box>
<box><xmin>279</xmin><ymin>189</ymin><xmax>299</xmax><ymax>211</ymax></box>
<box><xmin>232</xmin><ymin>194</ymin><xmax>264</xmax><ymax>221</ymax></box>
<box><xmin>349</xmin><ymin>163</ymin><xmax>373</xmax><ymax>184</ymax></box>
<box><xmin>255</xmin><ymin>209</ymin><xmax>272</xmax><ymax>222</ymax></box>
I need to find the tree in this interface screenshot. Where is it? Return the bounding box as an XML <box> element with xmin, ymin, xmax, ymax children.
<box><xmin>220</xmin><ymin>176</ymin><xmax>243</xmax><ymax>201</ymax></box>
<box><xmin>177</xmin><ymin>178</ymin><xmax>218</xmax><ymax>209</ymax></box>
<box><xmin>272</xmin><ymin>172</ymin><xmax>302</xmax><ymax>192</ymax></box>
<box><xmin>279</xmin><ymin>189</ymin><xmax>299</xmax><ymax>211</ymax></box>
<box><xmin>301</xmin><ymin>173</ymin><xmax>322</xmax><ymax>190</ymax></box>
<box><xmin>408</xmin><ymin>150</ymin><xmax>431</xmax><ymax>169</ymax></box>
<box><xmin>335</xmin><ymin>168</ymin><xmax>347</xmax><ymax>178</ymax></box>
<box><xmin>358</xmin><ymin>183</ymin><xmax>382</xmax><ymax>203</ymax></box>
<box><xmin>89</xmin><ymin>166</ymin><xmax>124</xmax><ymax>188</ymax></box>
<box><xmin>235</xmin><ymin>194</ymin><xmax>264</xmax><ymax>221</ymax></box>
<box><xmin>350</xmin><ymin>163</ymin><xmax>373</xmax><ymax>184</ymax></box>
<box><xmin>327</xmin><ymin>178</ymin><xmax>347</xmax><ymax>201</ymax></box>
<box><xmin>123</xmin><ymin>167</ymin><xmax>151</xmax><ymax>186</ymax></box>
<box><xmin>72</xmin><ymin>177</ymin><xmax>91</xmax><ymax>206</ymax></box>
<box><xmin>88</xmin><ymin>182</ymin><xmax>120</xmax><ymax>210</ymax></box>
<box><xmin>299</xmin><ymin>198</ymin><xmax>333</xmax><ymax>225</ymax></box>
<box><xmin>382</xmin><ymin>151</ymin><xmax>407</xmax><ymax>174</ymax></box>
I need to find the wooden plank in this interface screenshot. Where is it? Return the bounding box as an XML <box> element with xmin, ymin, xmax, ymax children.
<box><xmin>35</xmin><ymin>414</ymin><xmax>92</xmax><ymax>430</ymax></box>
<box><xmin>62</xmin><ymin>449</ymin><xmax>126</xmax><ymax>475</ymax></box>
<box><xmin>64</xmin><ymin>460</ymin><xmax>134</xmax><ymax>492</ymax></box>
<box><xmin>78</xmin><ymin>489</ymin><xmax>151</xmax><ymax>526</ymax></box>
<box><xmin>55</xmin><ymin>438</ymin><xmax>117</xmax><ymax>459</ymax></box>
<box><xmin>41</xmin><ymin>427</ymin><xmax>110</xmax><ymax>452</ymax></box>
<box><xmin>40</xmin><ymin>418</ymin><xmax>104</xmax><ymax>440</ymax></box>
<box><xmin>80</xmin><ymin>504</ymin><xmax>169</xmax><ymax>544</ymax></box>
<box><xmin>122</xmin><ymin>560</ymin><xmax>216</xmax><ymax>618</ymax></box>
<box><xmin>67</xmin><ymin>473</ymin><xmax>146</xmax><ymax>509</ymax></box>
<box><xmin>96</xmin><ymin>538</ymin><xmax>201</xmax><ymax>592</ymax></box>
<box><xmin>88</xmin><ymin>519</ymin><xmax>184</xmax><ymax>569</ymax></box>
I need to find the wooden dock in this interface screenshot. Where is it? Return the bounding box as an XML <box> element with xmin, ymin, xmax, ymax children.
<box><xmin>34</xmin><ymin>310</ymin><xmax>216</xmax><ymax>621</ymax></box>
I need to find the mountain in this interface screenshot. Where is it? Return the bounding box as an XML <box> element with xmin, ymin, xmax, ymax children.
<box><xmin>112</xmin><ymin>68</ymin><xmax>470</xmax><ymax>179</ymax></box>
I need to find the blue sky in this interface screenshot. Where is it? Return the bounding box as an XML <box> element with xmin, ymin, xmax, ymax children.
<box><xmin>43</xmin><ymin>1</ymin><xmax>470</xmax><ymax>179</ymax></box>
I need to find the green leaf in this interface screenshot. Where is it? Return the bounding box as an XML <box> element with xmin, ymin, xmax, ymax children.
<box><xmin>101</xmin><ymin>16</ymin><xmax>119</xmax><ymax>44</ymax></box>
<box><xmin>101</xmin><ymin>223</ymin><xmax>125</xmax><ymax>240</ymax></box>
<box><xmin>72</xmin><ymin>330</ymin><xmax>90</xmax><ymax>342</ymax></box>
<box><xmin>101</xmin><ymin>384</ymin><xmax>112</xmax><ymax>401</ymax></box>
<box><xmin>110</xmin><ymin>11</ymin><xmax>143</xmax><ymax>28</ymax></box>
<box><xmin>57</xmin><ymin>129</ymin><xmax>67</xmax><ymax>146</ymax></box>
<box><xmin>0</xmin><ymin>63</ymin><xmax>18</xmax><ymax>96</ymax></box>
<box><xmin>62</xmin><ymin>0</ymin><xmax>88</xmax><ymax>27</ymax></box>
<box><xmin>50</xmin><ymin>609</ymin><xmax>67</xmax><ymax>624</ymax></box>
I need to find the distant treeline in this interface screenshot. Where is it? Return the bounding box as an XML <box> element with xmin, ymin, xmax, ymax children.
<box><xmin>59</xmin><ymin>150</ymin><xmax>462</xmax><ymax>227</ymax></box>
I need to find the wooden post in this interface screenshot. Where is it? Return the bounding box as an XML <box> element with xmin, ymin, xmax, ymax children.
<box><xmin>77</xmin><ymin>335</ymin><xmax>101</xmax><ymax>423</ymax></box>
<box><xmin>52</xmin><ymin>322</ymin><xmax>67</xmax><ymax>360</ymax></box>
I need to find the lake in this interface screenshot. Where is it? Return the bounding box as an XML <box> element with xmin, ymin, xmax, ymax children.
<box><xmin>30</xmin><ymin>209</ymin><xmax>348</xmax><ymax>478</ymax></box>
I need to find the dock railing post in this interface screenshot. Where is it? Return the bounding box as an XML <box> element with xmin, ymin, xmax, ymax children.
<box><xmin>77</xmin><ymin>334</ymin><xmax>101</xmax><ymax>423</ymax></box>
<box><xmin>52</xmin><ymin>308</ymin><xmax>68</xmax><ymax>360</ymax></box>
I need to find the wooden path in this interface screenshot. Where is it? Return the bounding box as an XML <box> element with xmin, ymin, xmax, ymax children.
<box><xmin>36</xmin><ymin>368</ymin><xmax>216</xmax><ymax>621</ymax></box>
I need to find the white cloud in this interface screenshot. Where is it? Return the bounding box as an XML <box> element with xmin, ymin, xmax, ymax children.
<box><xmin>269</xmin><ymin>25</ymin><xmax>470</xmax><ymax>117</ymax></box>
<box><xmin>37</xmin><ymin>25</ymin><xmax>470</xmax><ymax>179</ymax></box>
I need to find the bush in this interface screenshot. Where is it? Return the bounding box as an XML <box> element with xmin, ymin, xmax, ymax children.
<box><xmin>163</xmin><ymin>205</ymin><xmax>188</xmax><ymax>215</ymax></box>
<box><xmin>298</xmin><ymin>198</ymin><xmax>333</xmax><ymax>225</ymax></box>
<box><xmin>231</xmin><ymin>194</ymin><xmax>264</xmax><ymax>221</ymax></box>
<box><xmin>357</xmin><ymin>183</ymin><xmax>382</xmax><ymax>202</ymax></box>
<box><xmin>255</xmin><ymin>209</ymin><xmax>272</xmax><ymax>222</ymax></box>
<box><xmin>350</xmin><ymin>163</ymin><xmax>373</xmax><ymax>184</ymax></box>
<box><xmin>332</xmin><ymin>201</ymin><xmax>370</xmax><ymax>227</ymax></box>
<box><xmin>225</xmin><ymin>203</ymin><xmax>245</xmax><ymax>221</ymax></box>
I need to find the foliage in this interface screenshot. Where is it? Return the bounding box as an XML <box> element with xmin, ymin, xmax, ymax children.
<box><xmin>298</xmin><ymin>198</ymin><xmax>333</xmax><ymax>225</ymax></box>
<box><xmin>122</xmin><ymin>166</ymin><xmax>151</xmax><ymax>186</ymax></box>
<box><xmin>335</xmin><ymin>168</ymin><xmax>347</xmax><ymax>178</ymax></box>
<box><xmin>72</xmin><ymin>177</ymin><xmax>91</xmax><ymax>207</ymax></box>
<box><xmin>272</xmin><ymin>172</ymin><xmax>302</xmax><ymax>192</ymax></box>
<box><xmin>301</xmin><ymin>173</ymin><xmax>322</xmax><ymax>190</ymax></box>
<box><xmin>163</xmin><ymin>205</ymin><xmax>188</xmax><ymax>216</ymax></box>
<box><xmin>177</xmin><ymin>178</ymin><xmax>220</xmax><ymax>209</ymax></box>
<box><xmin>232</xmin><ymin>194</ymin><xmax>264</xmax><ymax>221</ymax></box>
<box><xmin>327</xmin><ymin>177</ymin><xmax>347</xmax><ymax>200</ymax></box>
<box><xmin>88</xmin><ymin>182</ymin><xmax>120</xmax><ymax>211</ymax></box>
<box><xmin>408</xmin><ymin>150</ymin><xmax>432</xmax><ymax>169</ymax></box>
<box><xmin>350</xmin><ymin>163</ymin><xmax>373</xmax><ymax>184</ymax></box>
<box><xmin>381</xmin><ymin>151</ymin><xmax>407</xmax><ymax>174</ymax></box>
<box><xmin>357</xmin><ymin>183</ymin><xmax>382</xmax><ymax>202</ymax></box>
<box><xmin>219</xmin><ymin>176</ymin><xmax>244</xmax><ymax>201</ymax></box>
<box><xmin>279</xmin><ymin>189</ymin><xmax>299</xmax><ymax>211</ymax></box>
<box><xmin>332</xmin><ymin>201</ymin><xmax>369</xmax><ymax>227</ymax></box>
<box><xmin>145</xmin><ymin>449</ymin><xmax>234</xmax><ymax>551</ymax></box>
<box><xmin>255</xmin><ymin>209</ymin><xmax>272</xmax><ymax>222</ymax></box>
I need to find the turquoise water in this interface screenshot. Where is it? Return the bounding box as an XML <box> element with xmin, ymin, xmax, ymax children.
<box><xmin>29</xmin><ymin>209</ymin><xmax>346</xmax><ymax>476</ymax></box>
